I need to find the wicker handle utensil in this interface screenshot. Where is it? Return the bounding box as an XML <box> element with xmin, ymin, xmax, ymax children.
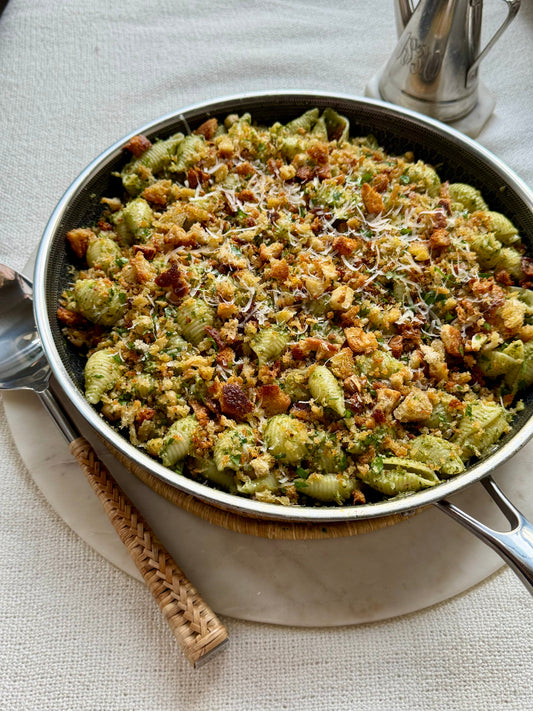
<box><xmin>36</xmin><ymin>386</ymin><xmax>229</xmax><ymax>666</ymax></box>
<box><xmin>0</xmin><ymin>262</ymin><xmax>228</xmax><ymax>666</ymax></box>
<box><xmin>69</xmin><ymin>436</ymin><xmax>228</xmax><ymax>666</ymax></box>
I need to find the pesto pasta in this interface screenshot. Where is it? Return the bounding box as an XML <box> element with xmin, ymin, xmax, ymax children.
<box><xmin>59</xmin><ymin>108</ymin><xmax>533</xmax><ymax>508</ymax></box>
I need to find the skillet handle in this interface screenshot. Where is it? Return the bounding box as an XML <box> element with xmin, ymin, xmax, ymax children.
<box><xmin>435</xmin><ymin>475</ymin><xmax>533</xmax><ymax>595</ymax></box>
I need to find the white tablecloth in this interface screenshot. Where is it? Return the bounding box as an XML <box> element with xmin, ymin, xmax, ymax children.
<box><xmin>1</xmin><ymin>1</ymin><xmax>532</xmax><ymax>709</ymax></box>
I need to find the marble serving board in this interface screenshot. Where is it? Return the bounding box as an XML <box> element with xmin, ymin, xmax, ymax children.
<box><xmin>5</xmin><ymin>384</ymin><xmax>533</xmax><ymax>626</ymax></box>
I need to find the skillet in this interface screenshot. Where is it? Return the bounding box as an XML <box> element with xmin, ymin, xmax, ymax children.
<box><xmin>33</xmin><ymin>92</ymin><xmax>533</xmax><ymax>591</ymax></box>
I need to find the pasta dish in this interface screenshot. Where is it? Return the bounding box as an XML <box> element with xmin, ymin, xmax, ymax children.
<box><xmin>58</xmin><ymin>109</ymin><xmax>533</xmax><ymax>506</ymax></box>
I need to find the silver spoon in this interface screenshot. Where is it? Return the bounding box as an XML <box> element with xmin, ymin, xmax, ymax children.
<box><xmin>0</xmin><ymin>262</ymin><xmax>228</xmax><ymax>666</ymax></box>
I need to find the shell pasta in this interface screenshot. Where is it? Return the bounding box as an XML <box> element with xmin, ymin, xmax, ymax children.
<box><xmin>58</xmin><ymin>108</ymin><xmax>533</xmax><ymax>507</ymax></box>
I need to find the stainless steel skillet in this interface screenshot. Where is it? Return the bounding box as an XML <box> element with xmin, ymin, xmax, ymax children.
<box><xmin>33</xmin><ymin>92</ymin><xmax>533</xmax><ymax>592</ymax></box>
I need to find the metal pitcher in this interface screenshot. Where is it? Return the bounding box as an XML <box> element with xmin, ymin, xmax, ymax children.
<box><xmin>379</xmin><ymin>0</ymin><xmax>521</xmax><ymax>122</ymax></box>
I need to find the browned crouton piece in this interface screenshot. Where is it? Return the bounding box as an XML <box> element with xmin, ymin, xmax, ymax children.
<box><xmin>66</xmin><ymin>228</ymin><xmax>93</xmax><ymax>259</ymax></box>
<box><xmin>258</xmin><ymin>384</ymin><xmax>291</xmax><ymax>415</ymax></box>
<box><xmin>344</xmin><ymin>326</ymin><xmax>378</xmax><ymax>354</ymax></box>
<box><xmin>361</xmin><ymin>182</ymin><xmax>384</xmax><ymax>214</ymax></box>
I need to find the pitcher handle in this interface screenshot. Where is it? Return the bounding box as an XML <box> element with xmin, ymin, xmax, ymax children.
<box><xmin>435</xmin><ymin>474</ymin><xmax>533</xmax><ymax>595</ymax></box>
<box><xmin>394</xmin><ymin>0</ymin><xmax>416</xmax><ymax>35</ymax></box>
<box><xmin>466</xmin><ymin>0</ymin><xmax>521</xmax><ymax>88</ymax></box>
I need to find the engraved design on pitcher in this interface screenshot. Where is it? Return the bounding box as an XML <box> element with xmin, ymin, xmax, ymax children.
<box><xmin>397</xmin><ymin>32</ymin><xmax>429</xmax><ymax>75</ymax></box>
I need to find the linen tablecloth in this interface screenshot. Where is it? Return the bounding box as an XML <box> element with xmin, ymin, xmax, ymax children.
<box><xmin>1</xmin><ymin>1</ymin><xmax>532</xmax><ymax>709</ymax></box>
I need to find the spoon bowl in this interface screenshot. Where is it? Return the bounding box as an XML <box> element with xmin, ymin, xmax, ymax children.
<box><xmin>0</xmin><ymin>264</ymin><xmax>50</xmax><ymax>392</ymax></box>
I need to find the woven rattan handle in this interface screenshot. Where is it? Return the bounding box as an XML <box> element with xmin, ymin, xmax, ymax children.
<box><xmin>69</xmin><ymin>436</ymin><xmax>229</xmax><ymax>666</ymax></box>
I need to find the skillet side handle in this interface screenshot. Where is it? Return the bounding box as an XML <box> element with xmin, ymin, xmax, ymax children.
<box><xmin>435</xmin><ymin>475</ymin><xmax>533</xmax><ymax>595</ymax></box>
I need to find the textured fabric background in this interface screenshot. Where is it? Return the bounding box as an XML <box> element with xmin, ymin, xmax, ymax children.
<box><xmin>1</xmin><ymin>1</ymin><xmax>532</xmax><ymax>709</ymax></box>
